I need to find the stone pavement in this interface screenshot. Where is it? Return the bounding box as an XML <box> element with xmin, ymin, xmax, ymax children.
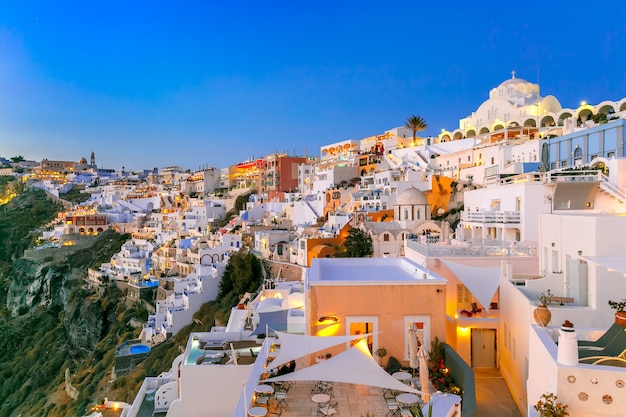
<box><xmin>474</xmin><ymin>368</ymin><xmax>522</xmax><ymax>417</ymax></box>
<box><xmin>261</xmin><ymin>367</ymin><xmax>521</xmax><ymax>416</ymax></box>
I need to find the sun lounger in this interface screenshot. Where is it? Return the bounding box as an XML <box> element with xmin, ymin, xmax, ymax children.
<box><xmin>578</xmin><ymin>322</ymin><xmax>625</xmax><ymax>347</ymax></box>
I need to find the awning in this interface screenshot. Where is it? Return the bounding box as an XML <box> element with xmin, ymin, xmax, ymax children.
<box><xmin>583</xmin><ymin>256</ymin><xmax>626</xmax><ymax>276</ymax></box>
<box><xmin>267</xmin><ymin>330</ymin><xmax>369</xmax><ymax>369</ymax></box>
<box><xmin>266</xmin><ymin>339</ymin><xmax>421</xmax><ymax>394</ymax></box>
<box><xmin>441</xmin><ymin>260</ymin><xmax>501</xmax><ymax>311</ymax></box>
<box><xmin>250</xmin><ymin>310</ymin><xmax>289</xmax><ymax>336</ymax></box>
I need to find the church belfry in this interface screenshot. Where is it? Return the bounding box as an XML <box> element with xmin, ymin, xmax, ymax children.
<box><xmin>90</xmin><ymin>151</ymin><xmax>95</xmax><ymax>166</ymax></box>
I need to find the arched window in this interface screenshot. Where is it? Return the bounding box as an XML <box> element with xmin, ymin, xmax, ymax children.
<box><xmin>574</xmin><ymin>146</ymin><xmax>582</xmax><ymax>158</ymax></box>
<box><xmin>404</xmin><ymin>209</ymin><xmax>409</xmax><ymax>220</ymax></box>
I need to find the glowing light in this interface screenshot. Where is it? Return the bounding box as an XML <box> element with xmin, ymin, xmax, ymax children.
<box><xmin>316</xmin><ymin>323</ymin><xmax>340</xmax><ymax>337</ymax></box>
<box><xmin>580</xmin><ymin>101</ymin><xmax>587</xmax><ymax>106</ymax></box>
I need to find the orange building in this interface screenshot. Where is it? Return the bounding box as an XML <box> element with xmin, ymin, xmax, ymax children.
<box><xmin>307</xmin><ymin>257</ymin><xmax>447</xmax><ymax>367</ymax></box>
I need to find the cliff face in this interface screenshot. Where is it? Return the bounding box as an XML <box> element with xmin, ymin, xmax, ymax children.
<box><xmin>0</xmin><ymin>189</ymin><xmax>133</xmax><ymax>417</ymax></box>
<box><xmin>7</xmin><ymin>258</ymin><xmax>67</xmax><ymax>315</ymax></box>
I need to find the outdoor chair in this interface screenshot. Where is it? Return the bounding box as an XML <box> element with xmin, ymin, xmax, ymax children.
<box><xmin>471</xmin><ymin>302</ymin><xmax>482</xmax><ymax>314</ymax></box>
<box><xmin>267</xmin><ymin>403</ymin><xmax>283</xmax><ymax>417</ymax></box>
<box><xmin>255</xmin><ymin>393</ymin><xmax>270</xmax><ymax>408</ymax></box>
<box><xmin>317</xmin><ymin>400</ymin><xmax>338</xmax><ymax>417</ymax></box>
<box><xmin>274</xmin><ymin>387</ymin><xmax>288</xmax><ymax>410</ymax></box>
<box><xmin>385</xmin><ymin>396</ymin><xmax>401</xmax><ymax>417</ymax></box>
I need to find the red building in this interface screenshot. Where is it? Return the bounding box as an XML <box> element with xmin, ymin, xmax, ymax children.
<box><xmin>65</xmin><ymin>213</ymin><xmax>108</xmax><ymax>234</ymax></box>
<box><xmin>262</xmin><ymin>153</ymin><xmax>308</xmax><ymax>200</ymax></box>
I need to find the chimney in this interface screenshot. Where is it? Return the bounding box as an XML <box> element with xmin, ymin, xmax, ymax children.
<box><xmin>557</xmin><ymin>320</ymin><xmax>578</xmax><ymax>366</ymax></box>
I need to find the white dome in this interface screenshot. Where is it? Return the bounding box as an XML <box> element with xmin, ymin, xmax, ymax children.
<box><xmin>397</xmin><ymin>187</ymin><xmax>427</xmax><ymax>205</ymax></box>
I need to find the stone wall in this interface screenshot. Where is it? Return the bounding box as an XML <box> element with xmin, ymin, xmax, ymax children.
<box><xmin>265</xmin><ymin>260</ymin><xmax>305</xmax><ymax>282</ymax></box>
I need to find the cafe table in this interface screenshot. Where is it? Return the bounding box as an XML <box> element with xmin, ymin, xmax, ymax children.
<box><xmin>248</xmin><ymin>406</ymin><xmax>268</xmax><ymax>417</ymax></box>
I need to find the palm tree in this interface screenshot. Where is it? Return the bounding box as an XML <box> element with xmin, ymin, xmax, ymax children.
<box><xmin>404</xmin><ymin>115</ymin><xmax>428</xmax><ymax>143</ymax></box>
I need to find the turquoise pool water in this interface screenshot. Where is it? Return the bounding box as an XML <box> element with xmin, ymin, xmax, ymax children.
<box><xmin>130</xmin><ymin>344</ymin><xmax>151</xmax><ymax>355</ymax></box>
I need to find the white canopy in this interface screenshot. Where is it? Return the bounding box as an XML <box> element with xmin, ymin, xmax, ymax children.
<box><xmin>256</xmin><ymin>298</ymin><xmax>284</xmax><ymax>312</ymax></box>
<box><xmin>266</xmin><ymin>339</ymin><xmax>421</xmax><ymax>394</ymax></box>
<box><xmin>267</xmin><ymin>330</ymin><xmax>369</xmax><ymax>369</ymax></box>
<box><xmin>584</xmin><ymin>256</ymin><xmax>626</xmax><ymax>276</ymax></box>
<box><xmin>442</xmin><ymin>260</ymin><xmax>501</xmax><ymax>311</ymax></box>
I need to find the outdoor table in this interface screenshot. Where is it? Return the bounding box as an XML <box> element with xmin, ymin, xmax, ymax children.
<box><xmin>392</xmin><ymin>371</ymin><xmax>412</xmax><ymax>384</ymax></box>
<box><xmin>248</xmin><ymin>406</ymin><xmax>268</xmax><ymax>417</ymax></box>
<box><xmin>312</xmin><ymin>393</ymin><xmax>331</xmax><ymax>405</ymax></box>
<box><xmin>396</xmin><ymin>392</ymin><xmax>420</xmax><ymax>408</ymax></box>
<box><xmin>255</xmin><ymin>384</ymin><xmax>274</xmax><ymax>395</ymax></box>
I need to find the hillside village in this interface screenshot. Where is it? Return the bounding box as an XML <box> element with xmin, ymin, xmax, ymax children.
<box><xmin>3</xmin><ymin>74</ymin><xmax>626</xmax><ymax>417</ymax></box>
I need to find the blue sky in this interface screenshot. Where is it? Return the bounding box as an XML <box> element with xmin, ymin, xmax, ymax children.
<box><xmin>1</xmin><ymin>1</ymin><xmax>625</xmax><ymax>171</ymax></box>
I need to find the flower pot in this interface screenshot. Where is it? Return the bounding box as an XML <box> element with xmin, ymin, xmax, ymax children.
<box><xmin>533</xmin><ymin>306</ymin><xmax>552</xmax><ymax>327</ymax></box>
<box><xmin>615</xmin><ymin>311</ymin><xmax>626</xmax><ymax>327</ymax></box>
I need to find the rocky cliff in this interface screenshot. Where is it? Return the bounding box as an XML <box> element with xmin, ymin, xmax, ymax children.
<box><xmin>0</xmin><ymin>188</ymin><xmax>132</xmax><ymax>417</ymax></box>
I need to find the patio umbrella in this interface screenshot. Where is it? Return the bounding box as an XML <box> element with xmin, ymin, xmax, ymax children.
<box><xmin>418</xmin><ymin>345</ymin><xmax>431</xmax><ymax>403</ymax></box>
<box><xmin>408</xmin><ymin>324</ymin><xmax>419</xmax><ymax>372</ymax></box>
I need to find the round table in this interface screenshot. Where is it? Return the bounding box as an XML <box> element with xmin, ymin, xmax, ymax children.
<box><xmin>396</xmin><ymin>392</ymin><xmax>420</xmax><ymax>407</ymax></box>
<box><xmin>248</xmin><ymin>406</ymin><xmax>268</xmax><ymax>417</ymax></box>
<box><xmin>255</xmin><ymin>384</ymin><xmax>274</xmax><ymax>395</ymax></box>
<box><xmin>392</xmin><ymin>371</ymin><xmax>412</xmax><ymax>383</ymax></box>
<box><xmin>312</xmin><ymin>393</ymin><xmax>331</xmax><ymax>404</ymax></box>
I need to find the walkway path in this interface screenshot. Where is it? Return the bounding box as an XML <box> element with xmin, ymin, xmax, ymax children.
<box><xmin>475</xmin><ymin>368</ymin><xmax>522</xmax><ymax>417</ymax></box>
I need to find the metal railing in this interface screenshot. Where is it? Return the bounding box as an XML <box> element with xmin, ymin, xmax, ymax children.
<box><xmin>406</xmin><ymin>238</ymin><xmax>537</xmax><ymax>257</ymax></box>
<box><xmin>461</xmin><ymin>211</ymin><xmax>521</xmax><ymax>223</ymax></box>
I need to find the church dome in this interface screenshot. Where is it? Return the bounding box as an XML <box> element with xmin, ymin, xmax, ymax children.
<box><xmin>397</xmin><ymin>187</ymin><xmax>427</xmax><ymax>205</ymax></box>
<box><xmin>78</xmin><ymin>157</ymin><xmax>87</xmax><ymax>164</ymax></box>
<box><xmin>497</xmin><ymin>76</ymin><xmax>533</xmax><ymax>88</ymax></box>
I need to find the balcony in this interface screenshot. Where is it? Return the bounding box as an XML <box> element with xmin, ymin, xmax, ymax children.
<box><xmin>406</xmin><ymin>238</ymin><xmax>536</xmax><ymax>257</ymax></box>
<box><xmin>461</xmin><ymin>210</ymin><xmax>521</xmax><ymax>223</ymax></box>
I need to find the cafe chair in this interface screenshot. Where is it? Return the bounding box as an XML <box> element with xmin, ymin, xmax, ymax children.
<box><xmin>274</xmin><ymin>387</ymin><xmax>288</xmax><ymax>410</ymax></box>
<box><xmin>385</xmin><ymin>397</ymin><xmax>401</xmax><ymax>417</ymax></box>
<box><xmin>317</xmin><ymin>400</ymin><xmax>338</xmax><ymax>417</ymax></box>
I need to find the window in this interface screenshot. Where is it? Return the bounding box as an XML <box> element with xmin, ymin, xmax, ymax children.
<box><xmin>457</xmin><ymin>284</ymin><xmax>472</xmax><ymax>310</ymax></box>
<box><xmin>383</xmin><ymin>234</ymin><xmax>389</xmax><ymax>242</ymax></box>
<box><xmin>347</xmin><ymin>316</ymin><xmax>378</xmax><ymax>355</ymax></box>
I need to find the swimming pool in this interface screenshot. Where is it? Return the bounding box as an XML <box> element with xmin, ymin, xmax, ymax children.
<box><xmin>129</xmin><ymin>344</ymin><xmax>151</xmax><ymax>355</ymax></box>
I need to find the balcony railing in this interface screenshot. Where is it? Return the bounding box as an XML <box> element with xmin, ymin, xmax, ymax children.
<box><xmin>461</xmin><ymin>210</ymin><xmax>521</xmax><ymax>223</ymax></box>
<box><xmin>406</xmin><ymin>238</ymin><xmax>537</xmax><ymax>257</ymax></box>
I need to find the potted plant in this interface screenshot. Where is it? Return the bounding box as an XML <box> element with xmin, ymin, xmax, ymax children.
<box><xmin>533</xmin><ymin>289</ymin><xmax>553</xmax><ymax>327</ymax></box>
<box><xmin>534</xmin><ymin>392</ymin><xmax>569</xmax><ymax>417</ymax></box>
<box><xmin>608</xmin><ymin>298</ymin><xmax>626</xmax><ymax>326</ymax></box>
<box><xmin>374</xmin><ymin>346</ymin><xmax>387</xmax><ymax>366</ymax></box>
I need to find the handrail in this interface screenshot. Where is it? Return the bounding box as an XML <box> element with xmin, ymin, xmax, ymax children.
<box><xmin>598</xmin><ymin>173</ymin><xmax>626</xmax><ymax>202</ymax></box>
